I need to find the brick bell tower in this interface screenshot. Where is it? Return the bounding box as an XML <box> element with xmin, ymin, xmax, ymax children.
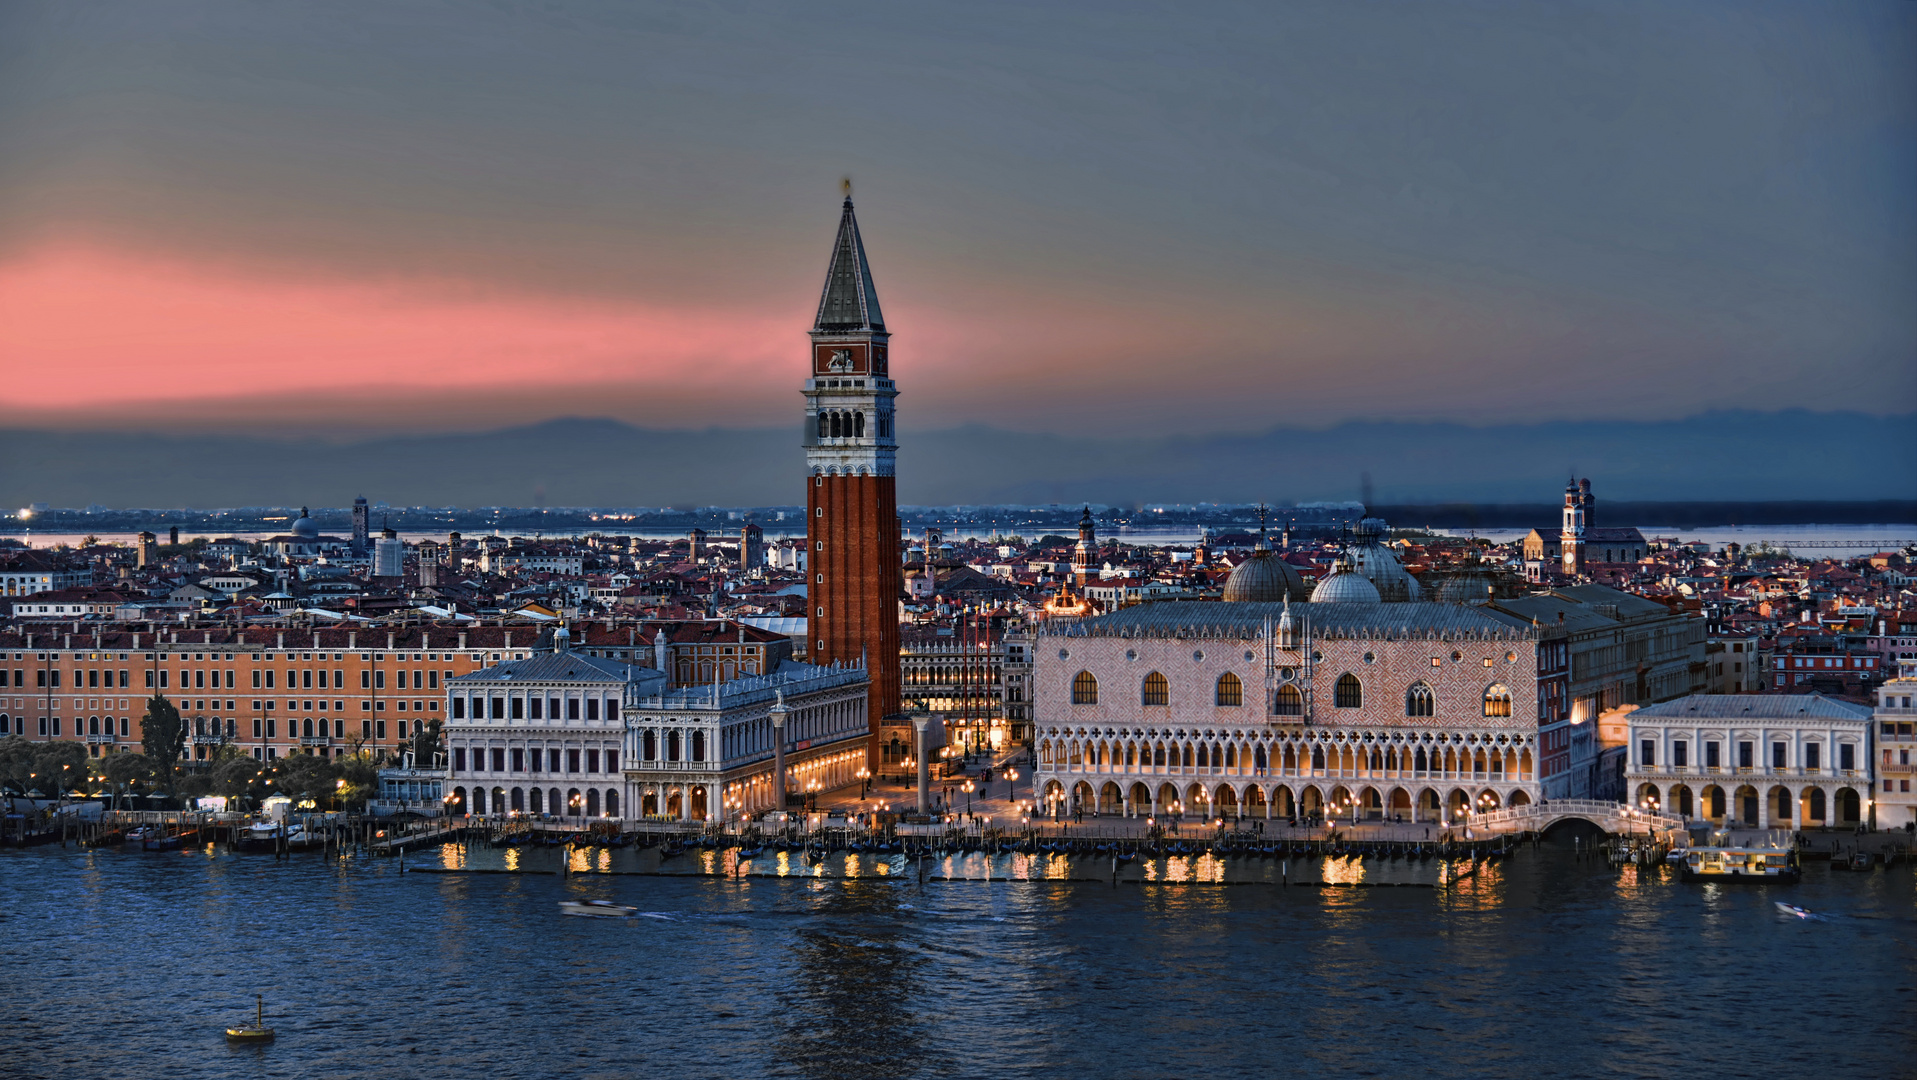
<box><xmin>804</xmin><ymin>189</ymin><xmax>901</xmax><ymax>766</ymax></box>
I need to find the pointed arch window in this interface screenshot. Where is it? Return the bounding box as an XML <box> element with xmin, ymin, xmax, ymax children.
<box><xmin>1334</xmin><ymin>673</ymin><xmax>1363</xmax><ymax>709</ymax></box>
<box><xmin>1215</xmin><ymin>672</ymin><xmax>1243</xmax><ymax>707</ymax></box>
<box><xmin>1482</xmin><ymin>683</ymin><xmax>1512</xmax><ymax>718</ymax></box>
<box><xmin>1405</xmin><ymin>682</ymin><xmax>1435</xmax><ymax>718</ymax></box>
<box><xmin>1072</xmin><ymin>671</ymin><xmax>1098</xmax><ymax>705</ymax></box>
<box><xmin>1274</xmin><ymin>684</ymin><xmax>1303</xmax><ymax>716</ymax></box>
<box><xmin>1141</xmin><ymin>671</ymin><xmax>1169</xmax><ymax>707</ymax></box>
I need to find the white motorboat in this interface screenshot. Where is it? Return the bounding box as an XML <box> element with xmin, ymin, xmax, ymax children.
<box><xmin>559</xmin><ymin>900</ymin><xmax>638</xmax><ymax>919</ymax></box>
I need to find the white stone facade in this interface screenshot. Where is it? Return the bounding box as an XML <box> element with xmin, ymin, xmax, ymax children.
<box><xmin>1624</xmin><ymin>694</ymin><xmax>1873</xmax><ymax>829</ymax></box>
<box><xmin>1873</xmin><ymin>671</ymin><xmax>1917</xmax><ymax>830</ymax></box>
<box><xmin>622</xmin><ymin>661</ymin><xmax>870</xmax><ymax>821</ymax></box>
<box><xmin>1032</xmin><ymin>602</ymin><xmax>1543</xmax><ymax>824</ymax></box>
<box><xmin>444</xmin><ymin>650</ymin><xmax>649</xmax><ymax>820</ymax></box>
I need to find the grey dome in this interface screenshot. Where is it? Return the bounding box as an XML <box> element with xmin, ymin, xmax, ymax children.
<box><xmin>1222</xmin><ymin>547</ymin><xmax>1309</xmax><ymax>603</ymax></box>
<box><xmin>291</xmin><ymin>507</ymin><xmax>319</xmax><ymax>539</ymax></box>
<box><xmin>1436</xmin><ymin>570</ymin><xmax>1498</xmax><ymax>604</ymax></box>
<box><xmin>1311</xmin><ymin>559</ymin><xmax>1382</xmax><ymax>603</ymax></box>
<box><xmin>1346</xmin><ymin>519</ymin><xmax>1422</xmax><ymax>602</ymax></box>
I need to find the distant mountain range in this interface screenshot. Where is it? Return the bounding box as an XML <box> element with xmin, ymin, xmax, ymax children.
<box><xmin>1</xmin><ymin>409</ymin><xmax>1910</xmax><ymax>510</ymax></box>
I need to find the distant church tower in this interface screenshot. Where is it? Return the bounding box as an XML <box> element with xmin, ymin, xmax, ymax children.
<box><xmin>1073</xmin><ymin>507</ymin><xmax>1097</xmax><ymax>589</ymax></box>
<box><xmin>351</xmin><ymin>496</ymin><xmax>371</xmax><ymax>556</ymax></box>
<box><xmin>1560</xmin><ymin>476</ymin><xmax>1591</xmax><ymax>574</ymax></box>
<box><xmin>803</xmin><ymin>191</ymin><xmax>901</xmax><ymax>764</ymax></box>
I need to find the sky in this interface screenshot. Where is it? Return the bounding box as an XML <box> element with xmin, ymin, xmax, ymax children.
<box><xmin>0</xmin><ymin>0</ymin><xmax>1912</xmax><ymax>441</ymax></box>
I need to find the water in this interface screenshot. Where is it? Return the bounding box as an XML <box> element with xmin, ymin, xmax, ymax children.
<box><xmin>1439</xmin><ymin>523</ymin><xmax>1917</xmax><ymax>558</ymax></box>
<box><xmin>3</xmin><ymin>842</ymin><xmax>1913</xmax><ymax>1079</ymax></box>
<box><xmin>11</xmin><ymin>521</ymin><xmax>1915</xmax><ymax>553</ymax></box>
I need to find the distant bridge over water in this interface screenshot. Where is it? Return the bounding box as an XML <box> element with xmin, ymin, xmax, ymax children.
<box><xmin>1471</xmin><ymin>799</ymin><xmax>1684</xmax><ymax>836</ymax></box>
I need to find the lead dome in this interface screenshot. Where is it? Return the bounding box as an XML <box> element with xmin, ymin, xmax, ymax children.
<box><xmin>1221</xmin><ymin>535</ymin><xmax>1310</xmax><ymax>603</ymax></box>
<box><xmin>1311</xmin><ymin>554</ymin><xmax>1383</xmax><ymax>603</ymax></box>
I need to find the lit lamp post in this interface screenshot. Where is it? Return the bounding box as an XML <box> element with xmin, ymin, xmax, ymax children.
<box><xmin>963</xmin><ymin>779</ymin><xmax>975</xmax><ymax>815</ymax></box>
<box><xmin>1005</xmin><ymin>768</ymin><xmax>1018</xmax><ymax>803</ymax></box>
<box><xmin>856</xmin><ymin>766</ymin><xmax>870</xmax><ymax>798</ymax></box>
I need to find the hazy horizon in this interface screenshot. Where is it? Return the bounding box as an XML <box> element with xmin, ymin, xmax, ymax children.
<box><xmin>2</xmin><ymin>1</ymin><xmax>1912</xmax><ymax>442</ymax></box>
<box><xmin>4</xmin><ymin>408</ymin><xmax>1910</xmax><ymax>510</ymax></box>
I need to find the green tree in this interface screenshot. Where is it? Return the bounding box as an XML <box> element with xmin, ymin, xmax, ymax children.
<box><xmin>140</xmin><ymin>695</ymin><xmax>187</xmax><ymax>790</ymax></box>
<box><xmin>27</xmin><ymin>743</ymin><xmax>87</xmax><ymax>798</ymax></box>
<box><xmin>100</xmin><ymin>752</ymin><xmax>159</xmax><ymax>809</ymax></box>
<box><xmin>336</xmin><ymin>754</ymin><xmax>381</xmax><ymax>811</ymax></box>
<box><xmin>411</xmin><ymin>718</ymin><xmax>444</xmax><ymax>769</ymax></box>
<box><xmin>274</xmin><ymin>753</ymin><xmax>341</xmax><ymax>808</ymax></box>
<box><xmin>211</xmin><ymin>756</ymin><xmax>268</xmax><ymax>808</ymax></box>
<box><xmin>0</xmin><ymin>735</ymin><xmax>37</xmax><ymax>793</ymax></box>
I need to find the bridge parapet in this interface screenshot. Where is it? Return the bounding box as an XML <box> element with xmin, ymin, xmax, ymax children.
<box><xmin>1472</xmin><ymin>799</ymin><xmax>1684</xmax><ymax>835</ymax></box>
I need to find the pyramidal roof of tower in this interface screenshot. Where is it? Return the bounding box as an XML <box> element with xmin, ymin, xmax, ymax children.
<box><xmin>813</xmin><ymin>198</ymin><xmax>886</xmax><ymax>334</ymax></box>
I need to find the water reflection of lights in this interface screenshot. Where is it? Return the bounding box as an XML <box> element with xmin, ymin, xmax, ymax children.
<box><xmin>1320</xmin><ymin>855</ymin><xmax>1366</xmax><ymax>885</ymax></box>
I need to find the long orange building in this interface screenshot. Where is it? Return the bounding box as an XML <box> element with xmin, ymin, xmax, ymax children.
<box><xmin>0</xmin><ymin>619</ymin><xmax>790</xmax><ymax>763</ymax></box>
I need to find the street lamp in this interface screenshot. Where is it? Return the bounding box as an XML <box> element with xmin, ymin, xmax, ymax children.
<box><xmin>963</xmin><ymin>779</ymin><xmax>975</xmax><ymax>814</ymax></box>
<box><xmin>1005</xmin><ymin>768</ymin><xmax>1018</xmax><ymax>803</ymax></box>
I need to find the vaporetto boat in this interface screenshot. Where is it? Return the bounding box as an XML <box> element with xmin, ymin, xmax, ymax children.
<box><xmin>1678</xmin><ymin>845</ymin><xmax>1800</xmax><ymax>882</ymax></box>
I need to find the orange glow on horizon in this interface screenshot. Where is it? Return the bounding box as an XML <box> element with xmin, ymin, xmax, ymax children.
<box><xmin>0</xmin><ymin>245</ymin><xmax>801</xmax><ymax>414</ymax></box>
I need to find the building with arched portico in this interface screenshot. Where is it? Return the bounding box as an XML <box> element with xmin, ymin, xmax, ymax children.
<box><xmin>1623</xmin><ymin>693</ymin><xmax>1873</xmax><ymax>829</ymax></box>
<box><xmin>622</xmin><ymin>660</ymin><xmax>869</xmax><ymax>822</ymax></box>
<box><xmin>1032</xmin><ymin>600</ymin><xmax>1544</xmax><ymax>824</ymax></box>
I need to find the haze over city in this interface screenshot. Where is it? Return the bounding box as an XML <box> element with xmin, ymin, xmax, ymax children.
<box><xmin>2</xmin><ymin>1</ymin><xmax>1912</xmax><ymax>508</ymax></box>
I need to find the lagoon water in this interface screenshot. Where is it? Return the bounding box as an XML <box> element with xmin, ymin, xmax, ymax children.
<box><xmin>3</xmin><ymin>841</ymin><xmax>1913</xmax><ymax>1080</ymax></box>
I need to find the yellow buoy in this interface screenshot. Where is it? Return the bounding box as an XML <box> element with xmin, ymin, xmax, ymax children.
<box><xmin>225</xmin><ymin>995</ymin><xmax>275</xmax><ymax>1043</ymax></box>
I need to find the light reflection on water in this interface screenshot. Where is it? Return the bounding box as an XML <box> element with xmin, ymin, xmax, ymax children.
<box><xmin>5</xmin><ymin>843</ymin><xmax>1912</xmax><ymax>1080</ymax></box>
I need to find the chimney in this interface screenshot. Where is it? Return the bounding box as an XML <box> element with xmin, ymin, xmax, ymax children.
<box><xmin>276</xmin><ymin>631</ymin><xmax>285</xmax><ymax>648</ymax></box>
<box><xmin>348</xmin><ymin>631</ymin><xmax>356</xmax><ymax>649</ymax></box>
<box><xmin>505</xmin><ymin>631</ymin><xmax>512</xmax><ymax>649</ymax></box>
<box><xmin>387</xmin><ymin>632</ymin><xmax>396</xmax><ymax>650</ymax></box>
<box><xmin>458</xmin><ymin>631</ymin><xmax>467</xmax><ymax>650</ymax></box>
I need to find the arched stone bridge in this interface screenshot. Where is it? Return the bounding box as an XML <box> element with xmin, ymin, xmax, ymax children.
<box><xmin>1470</xmin><ymin>798</ymin><xmax>1684</xmax><ymax>836</ymax></box>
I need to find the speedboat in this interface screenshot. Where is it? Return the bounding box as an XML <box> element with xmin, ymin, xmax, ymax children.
<box><xmin>559</xmin><ymin>900</ymin><xmax>638</xmax><ymax>918</ymax></box>
<box><xmin>1775</xmin><ymin>902</ymin><xmax>1814</xmax><ymax>919</ymax></box>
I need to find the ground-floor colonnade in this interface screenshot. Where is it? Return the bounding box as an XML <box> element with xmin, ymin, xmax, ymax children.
<box><xmin>1035</xmin><ymin>724</ymin><xmax>1538</xmax><ymax>823</ymax></box>
<box><xmin>1630</xmin><ymin>779</ymin><xmax>1865</xmax><ymax>830</ymax></box>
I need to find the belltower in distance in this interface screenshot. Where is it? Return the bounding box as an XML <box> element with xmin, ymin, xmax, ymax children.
<box><xmin>803</xmin><ymin>191</ymin><xmax>902</xmax><ymax>766</ymax></box>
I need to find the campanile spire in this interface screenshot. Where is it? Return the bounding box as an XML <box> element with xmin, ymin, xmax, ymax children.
<box><xmin>803</xmin><ymin>192</ymin><xmax>901</xmax><ymax>767</ymax></box>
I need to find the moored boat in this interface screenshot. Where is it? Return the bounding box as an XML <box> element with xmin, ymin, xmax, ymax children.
<box><xmin>1679</xmin><ymin>845</ymin><xmax>1800</xmax><ymax>882</ymax></box>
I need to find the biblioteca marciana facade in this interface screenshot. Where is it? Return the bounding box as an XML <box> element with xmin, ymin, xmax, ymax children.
<box><xmin>1032</xmin><ymin>600</ymin><xmax>1545</xmax><ymax>823</ymax></box>
<box><xmin>443</xmin><ymin>627</ymin><xmax>870</xmax><ymax>822</ymax></box>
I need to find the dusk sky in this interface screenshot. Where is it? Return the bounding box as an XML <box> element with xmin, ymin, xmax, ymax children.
<box><xmin>1</xmin><ymin>1</ymin><xmax>1912</xmax><ymax>440</ymax></box>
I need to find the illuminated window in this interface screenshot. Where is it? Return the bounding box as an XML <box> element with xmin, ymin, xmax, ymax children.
<box><xmin>1071</xmin><ymin>671</ymin><xmax>1098</xmax><ymax>705</ymax></box>
<box><xmin>1215</xmin><ymin>673</ymin><xmax>1242</xmax><ymax>707</ymax></box>
<box><xmin>1482</xmin><ymin>684</ymin><xmax>1512</xmax><ymax>718</ymax></box>
<box><xmin>1141</xmin><ymin>671</ymin><xmax>1168</xmax><ymax>707</ymax></box>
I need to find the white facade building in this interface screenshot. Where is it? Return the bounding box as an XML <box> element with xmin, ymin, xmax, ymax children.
<box><xmin>444</xmin><ymin>628</ymin><xmax>870</xmax><ymax>823</ymax></box>
<box><xmin>1624</xmin><ymin>694</ymin><xmax>1872</xmax><ymax>829</ymax></box>
<box><xmin>1874</xmin><ymin>662</ymin><xmax>1917</xmax><ymax>830</ymax></box>
<box><xmin>1032</xmin><ymin>601</ymin><xmax>1543</xmax><ymax>825</ymax></box>
<box><xmin>622</xmin><ymin>661</ymin><xmax>869</xmax><ymax>821</ymax></box>
<box><xmin>444</xmin><ymin>630</ymin><xmax>654</xmax><ymax>819</ymax></box>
